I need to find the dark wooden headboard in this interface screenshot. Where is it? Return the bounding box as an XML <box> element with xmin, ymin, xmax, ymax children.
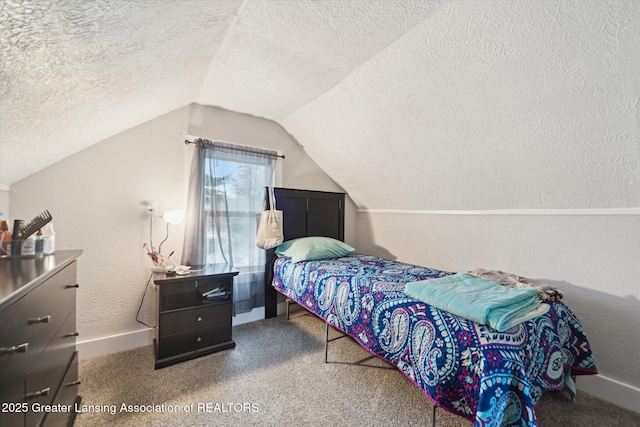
<box><xmin>264</xmin><ymin>187</ymin><xmax>346</xmax><ymax>318</ymax></box>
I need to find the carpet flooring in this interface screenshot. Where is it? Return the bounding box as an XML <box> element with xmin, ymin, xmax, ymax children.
<box><xmin>75</xmin><ymin>312</ymin><xmax>640</xmax><ymax>426</ymax></box>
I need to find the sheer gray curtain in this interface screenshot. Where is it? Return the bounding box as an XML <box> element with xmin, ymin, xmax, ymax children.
<box><xmin>182</xmin><ymin>139</ymin><xmax>276</xmax><ymax>314</ymax></box>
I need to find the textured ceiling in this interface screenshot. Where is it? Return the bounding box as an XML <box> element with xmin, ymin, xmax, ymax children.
<box><xmin>197</xmin><ymin>0</ymin><xmax>442</xmax><ymax>118</ymax></box>
<box><xmin>0</xmin><ymin>0</ymin><xmax>439</xmax><ymax>187</ymax></box>
<box><xmin>1</xmin><ymin>0</ymin><xmax>639</xmax><ymax>210</ymax></box>
<box><xmin>0</xmin><ymin>0</ymin><xmax>242</xmax><ymax>186</ymax></box>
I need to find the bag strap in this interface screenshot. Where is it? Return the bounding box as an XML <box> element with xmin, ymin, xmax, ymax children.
<box><xmin>262</xmin><ymin>189</ymin><xmax>267</xmax><ymax>212</ymax></box>
<box><xmin>268</xmin><ymin>186</ymin><xmax>277</xmax><ymax>211</ymax></box>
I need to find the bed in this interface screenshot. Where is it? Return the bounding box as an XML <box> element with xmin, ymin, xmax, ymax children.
<box><xmin>263</xmin><ymin>188</ymin><xmax>597</xmax><ymax>427</ymax></box>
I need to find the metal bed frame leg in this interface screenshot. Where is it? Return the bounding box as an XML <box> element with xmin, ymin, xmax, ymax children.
<box><xmin>325</xmin><ymin>321</ymin><xmax>329</xmax><ymax>363</ymax></box>
<box><xmin>286</xmin><ymin>298</ymin><xmax>291</xmax><ymax>320</ymax></box>
<box><xmin>432</xmin><ymin>404</ymin><xmax>436</xmax><ymax>427</ymax></box>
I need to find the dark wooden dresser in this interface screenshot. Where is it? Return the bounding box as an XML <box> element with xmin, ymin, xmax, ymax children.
<box><xmin>153</xmin><ymin>265</ymin><xmax>238</xmax><ymax>369</ymax></box>
<box><xmin>0</xmin><ymin>250</ymin><xmax>82</xmax><ymax>427</ymax></box>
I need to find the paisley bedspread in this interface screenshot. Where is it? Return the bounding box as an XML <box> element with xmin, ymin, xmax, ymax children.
<box><xmin>272</xmin><ymin>254</ymin><xmax>597</xmax><ymax>427</ymax></box>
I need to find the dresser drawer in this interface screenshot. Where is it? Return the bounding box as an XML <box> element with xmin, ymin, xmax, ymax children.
<box><xmin>25</xmin><ymin>310</ymin><xmax>77</xmax><ymax>427</ymax></box>
<box><xmin>43</xmin><ymin>351</ymin><xmax>79</xmax><ymax>427</ymax></box>
<box><xmin>159</xmin><ymin>275</ymin><xmax>233</xmax><ymax>311</ymax></box>
<box><xmin>0</xmin><ymin>298</ymin><xmax>29</xmax><ymax>395</ymax></box>
<box><xmin>159</xmin><ymin>303</ymin><xmax>232</xmax><ymax>337</ymax></box>
<box><xmin>26</xmin><ymin>262</ymin><xmax>77</xmax><ymax>369</ymax></box>
<box><xmin>157</xmin><ymin>324</ymin><xmax>232</xmax><ymax>360</ymax></box>
<box><xmin>0</xmin><ymin>301</ymin><xmax>28</xmax><ymax>427</ymax></box>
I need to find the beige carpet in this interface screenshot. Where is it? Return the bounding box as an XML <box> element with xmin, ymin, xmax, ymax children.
<box><xmin>75</xmin><ymin>313</ymin><xmax>639</xmax><ymax>427</ymax></box>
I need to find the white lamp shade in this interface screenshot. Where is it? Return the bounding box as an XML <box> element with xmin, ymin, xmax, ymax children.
<box><xmin>162</xmin><ymin>209</ymin><xmax>185</xmax><ymax>225</ymax></box>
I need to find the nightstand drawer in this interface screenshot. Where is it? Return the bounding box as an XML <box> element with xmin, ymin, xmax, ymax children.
<box><xmin>157</xmin><ymin>324</ymin><xmax>232</xmax><ymax>360</ymax></box>
<box><xmin>159</xmin><ymin>276</ymin><xmax>233</xmax><ymax>311</ymax></box>
<box><xmin>159</xmin><ymin>303</ymin><xmax>232</xmax><ymax>336</ymax></box>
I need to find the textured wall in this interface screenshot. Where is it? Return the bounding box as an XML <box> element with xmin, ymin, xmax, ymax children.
<box><xmin>10</xmin><ymin>107</ymin><xmax>192</xmax><ymax>341</ymax></box>
<box><xmin>281</xmin><ymin>0</ymin><xmax>640</xmax><ymax>210</ymax></box>
<box><xmin>0</xmin><ymin>189</ymin><xmax>9</xmax><ymax>220</ymax></box>
<box><xmin>9</xmin><ymin>104</ymin><xmax>349</xmax><ymax>343</ymax></box>
<box><xmin>357</xmin><ymin>211</ymin><xmax>640</xmax><ymax>397</ymax></box>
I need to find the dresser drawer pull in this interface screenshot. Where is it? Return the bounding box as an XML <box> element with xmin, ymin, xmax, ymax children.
<box><xmin>197</xmin><ymin>316</ymin><xmax>203</xmax><ymax>322</ymax></box>
<box><xmin>26</xmin><ymin>387</ymin><xmax>50</xmax><ymax>400</ymax></box>
<box><xmin>66</xmin><ymin>284</ymin><xmax>80</xmax><ymax>288</ymax></box>
<box><xmin>0</xmin><ymin>342</ymin><xmax>29</xmax><ymax>355</ymax></box>
<box><xmin>28</xmin><ymin>315</ymin><xmax>51</xmax><ymax>325</ymax></box>
<box><xmin>196</xmin><ymin>337</ymin><xmax>202</xmax><ymax>342</ymax></box>
<box><xmin>64</xmin><ymin>332</ymin><xmax>80</xmax><ymax>338</ymax></box>
<box><xmin>66</xmin><ymin>380</ymin><xmax>82</xmax><ymax>387</ymax></box>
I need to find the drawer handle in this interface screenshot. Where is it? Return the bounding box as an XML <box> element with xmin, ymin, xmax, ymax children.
<box><xmin>196</xmin><ymin>337</ymin><xmax>202</xmax><ymax>342</ymax></box>
<box><xmin>0</xmin><ymin>342</ymin><xmax>29</xmax><ymax>355</ymax></box>
<box><xmin>26</xmin><ymin>387</ymin><xmax>50</xmax><ymax>400</ymax></box>
<box><xmin>197</xmin><ymin>316</ymin><xmax>203</xmax><ymax>322</ymax></box>
<box><xmin>28</xmin><ymin>315</ymin><xmax>51</xmax><ymax>325</ymax></box>
<box><xmin>66</xmin><ymin>284</ymin><xmax>80</xmax><ymax>288</ymax></box>
<box><xmin>64</xmin><ymin>332</ymin><xmax>80</xmax><ymax>338</ymax></box>
<box><xmin>66</xmin><ymin>380</ymin><xmax>81</xmax><ymax>387</ymax></box>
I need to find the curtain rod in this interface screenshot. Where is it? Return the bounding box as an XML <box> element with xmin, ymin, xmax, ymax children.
<box><xmin>184</xmin><ymin>137</ymin><xmax>285</xmax><ymax>159</ymax></box>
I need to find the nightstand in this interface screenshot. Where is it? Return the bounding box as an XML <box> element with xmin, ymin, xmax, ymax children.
<box><xmin>153</xmin><ymin>265</ymin><xmax>238</xmax><ymax>369</ymax></box>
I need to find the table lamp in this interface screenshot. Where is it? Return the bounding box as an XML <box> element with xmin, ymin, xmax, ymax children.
<box><xmin>158</xmin><ymin>209</ymin><xmax>184</xmax><ymax>255</ymax></box>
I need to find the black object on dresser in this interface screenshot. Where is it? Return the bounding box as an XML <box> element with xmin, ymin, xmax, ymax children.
<box><xmin>153</xmin><ymin>265</ymin><xmax>238</xmax><ymax>369</ymax></box>
<box><xmin>0</xmin><ymin>250</ymin><xmax>83</xmax><ymax>427</ymax></box>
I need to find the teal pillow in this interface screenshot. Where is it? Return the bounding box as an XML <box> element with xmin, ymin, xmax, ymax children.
<box><xmin>275</xmin><ymin>237</ymin><xmax>355</xmax><ymax>263</ymax></box>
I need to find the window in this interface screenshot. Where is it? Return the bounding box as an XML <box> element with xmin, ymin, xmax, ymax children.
<box><xmin>183</xmin><ymin>139</ymin><xmax>277</xmax><ymax>315</ymax></box>
<box><xmin>204</xmin><ymin>155</ymin><xmax>274</xmax><ymax>268</ymax></box>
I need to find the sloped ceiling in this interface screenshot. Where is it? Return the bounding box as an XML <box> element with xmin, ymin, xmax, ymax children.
<box><xmin>1</xmin><ymin>0</ymin><xmax>639</xmax><ymax>210</ymax></box>
<box><xmin>0</xmin><ymin>0</ymin><xmax>241</xmax><ymax>186</ymax></box>
<box><xmin>196</xmin><ymin>0</ymin><xmax>442</xmax><ymax>118</ymax></box>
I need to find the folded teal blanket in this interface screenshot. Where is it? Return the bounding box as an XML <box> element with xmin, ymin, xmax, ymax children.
<box><xmin>404</xmin><ymin>273</ymin><xmax>549</xmax><ymax>331</ymax></box>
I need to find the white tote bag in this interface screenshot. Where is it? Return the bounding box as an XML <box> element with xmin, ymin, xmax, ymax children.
<box><xmin>256</xmin><ymin>187</ymin><xmax>284</xmax><ymax>249</ymax></box>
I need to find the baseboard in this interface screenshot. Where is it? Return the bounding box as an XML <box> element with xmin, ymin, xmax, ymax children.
<box><xmin>232</xmin><ymin>306</ymin><xmax>265</xmax><ymax>326</ymax></box>
<box><xmin>576</xmin><ymin>374</ymin><xmax>640</xmax><ymax>413</ymax></box>
<box><xmin>276</xmin><ymin>301</ymin><xmax>288</xmax><ymax>316</ymax></box>
<box><xmin>78</xmin><ymin>328</ymin><xmax>154</xmax><ymax>360</ymax></box>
